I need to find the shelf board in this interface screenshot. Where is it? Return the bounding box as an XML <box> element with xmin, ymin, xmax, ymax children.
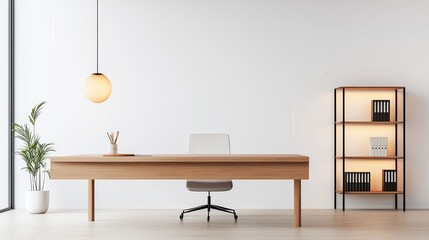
<box><xmin>335</xmin><ymin>156</ymin><xmax>404</xmax><ymax>160</ymax></box>
<box><xmin>336</xmin><ymin>191</ymin><xmax>403</xmax><ymax>195</ymax></box>
<box><xmin>335</xmin><ymin>121</ymin><xmax>404</xmax><ymax>125</ymax></box>
<box><xmin>335</xmin><ymin>86</ymin><xmax>405</xmax><ymax>90</ymax></box>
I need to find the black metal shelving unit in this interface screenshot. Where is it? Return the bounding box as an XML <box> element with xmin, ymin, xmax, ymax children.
<box><xmin>334</xmin><ymin>86</ymin><xmax>406</xmax><ymax>211</ymax></box>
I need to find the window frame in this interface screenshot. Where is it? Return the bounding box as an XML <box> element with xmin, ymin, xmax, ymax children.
<box><xmin>0</xmin><ymin>0</ymin><xmax>14</xmax><ymax>213</ymax></box>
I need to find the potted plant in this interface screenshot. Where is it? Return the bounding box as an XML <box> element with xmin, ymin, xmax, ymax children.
<box><xmin>13</xmin><ymin>101</ymin><xmax>55</xmax><ymax>214</ymax></box>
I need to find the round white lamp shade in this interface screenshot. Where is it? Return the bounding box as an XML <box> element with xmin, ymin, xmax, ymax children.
<box><xmin>84</xmin><ymin>73</ymin><xmax>112</xmax><ymax>103</ymax></box>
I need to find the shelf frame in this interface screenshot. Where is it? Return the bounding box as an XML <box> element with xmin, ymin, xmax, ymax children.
<box><xmin>336</xmin><ymin>86</ymin><xmax>404</xmax><ymax>90</ymax></box>
<box><xmin>336</xmin><ymin>191</ymin><xmax>404</xmax><ymax>195</ymax></box>
<box><xmin>335</xmin><ymin>156</ymin><xmax>404</xmax><ymax>160</ymax></box>
<box><xmin>334</xmin><ymin>87</ymin><xmax>406</xmax><ymax>211</ymax></box>
<box><xmin>335</xmin><ymin>121</ymin><xmax>404</xmax><ymax>125</ymax></box>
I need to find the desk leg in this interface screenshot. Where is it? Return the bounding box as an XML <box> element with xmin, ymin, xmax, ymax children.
<box><xmin>88</xmin><ymin>179</ymin><xmax>95</xmax><ymax>221</ymax></box>
<box><xmin>294</xmin><ymin>179</ymin><xmax>301</xmax><ymax>227</ymax></box>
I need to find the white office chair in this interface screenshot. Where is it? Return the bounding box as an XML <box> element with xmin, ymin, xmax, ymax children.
<box><xmin>179</xmin><ymin>134</ymin><xmax>238</xmax><ymax>222</ymax></box>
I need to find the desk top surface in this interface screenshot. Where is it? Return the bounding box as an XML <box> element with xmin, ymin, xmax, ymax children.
<box><xmin>50</xmin><ymin>154</ymin><xmax>309</xmax><ymax>163</ymax></box>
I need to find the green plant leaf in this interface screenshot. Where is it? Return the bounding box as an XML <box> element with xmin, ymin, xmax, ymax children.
<box><xmin>13</xmin><ymin>101</ymin><xmax>55</xmax><ymax>191</ymax></box>
<box><xmin>28</xmin><ymin>101</ymin><xmax>46</xmax><ymax>126</ymax></box>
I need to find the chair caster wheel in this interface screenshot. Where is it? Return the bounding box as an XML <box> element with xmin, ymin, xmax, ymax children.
<box><xmin>234</xmin><ymin>215</ymin><xmax>238</xmax><ymax>220</ymax></box>
<box><xmin>179</xmin><ymin>213</ymin><xmax>183</xmax><ymax>220</ymax></box>
<box><xmin>207</xmin><ymin>216</ymin><xmax>210</xmax><ymax>222</ymax></box>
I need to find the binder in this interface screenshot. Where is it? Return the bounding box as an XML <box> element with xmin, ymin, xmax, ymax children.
<box><xmin>383</xmin><ymin>137</ymin><xmax>388</xmax><ymax>156</ymax></box>
<box><xmin>376</xmin><ymin>137</ymin><xmax>378</xmax><ymax>156</ymax></box>
<box><xmin>359</xmin><ymin>172</ymin><xmax>362</xmax><ymax>191</ymax></box>
<box><xmin>369</xmin><ymin>136</ymin><xmax>388</xmax><ymax>156</ymax></box>
<box><xmin>383</xmin><ymin>170</ymin><xmax>397</xmax><ymax>191</ymax></box>
<box><xmin>345</xmin><ymin>172</ymin><xmax>370</xmax><ymax>192</ymax></box>
<box><xmin>372</xmin><ymin>100</ymin><xmax>390</xmax><ymax>122</ymax></box>
<box><xmin>383</xmin><ymin>100</ymin><xmax>391</xmax><ymax>121</ymax></box>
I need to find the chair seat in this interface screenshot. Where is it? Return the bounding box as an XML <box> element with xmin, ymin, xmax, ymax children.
<box><xmin>187</xmin><ymin>180</ymin><xmax>233</xmax><ymax>192</ymax></box>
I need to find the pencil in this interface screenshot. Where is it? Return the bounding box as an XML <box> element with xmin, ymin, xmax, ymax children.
<box><xmin>107</xmin><ymin>132</ymin><xmax>113</xmax><ymax>143</ymax></box>
<box><xmin>114</xmin><ymin>131</ymin><xmax>119</xmax><ymax>144</ymax></box>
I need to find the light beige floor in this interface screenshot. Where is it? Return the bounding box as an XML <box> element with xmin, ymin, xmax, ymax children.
<box><xmin>0</xmin><ymin>209</ymin><xmax>428</xmax><ymax>240</ymax></box>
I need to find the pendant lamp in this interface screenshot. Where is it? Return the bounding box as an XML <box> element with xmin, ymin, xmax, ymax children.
<box><xmin>84</xmin><ymin>0</ymin><xmax>112</xmax><ymax>103</ymax></box>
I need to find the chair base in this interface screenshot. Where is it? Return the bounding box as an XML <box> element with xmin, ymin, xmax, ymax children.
<box><xmin>180</xmin><ymin>192</ymin><xmax>238</xmax><ymax>222</ymax></box>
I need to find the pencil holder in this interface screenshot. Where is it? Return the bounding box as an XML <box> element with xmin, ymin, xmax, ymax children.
<box><xmin>108</xmin><ymin>143</ymin><xmax>118</xmax><ymax>154</ymax></box>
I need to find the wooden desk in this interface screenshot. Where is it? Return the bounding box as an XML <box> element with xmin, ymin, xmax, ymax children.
<box><xmin>50</xmin><ymin>154</ymin><xmax>309</xmax><ymax>227</ymax></box>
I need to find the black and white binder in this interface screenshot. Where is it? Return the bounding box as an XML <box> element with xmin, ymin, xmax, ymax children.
<box><xmin>383</xmin><ymin>170</ymin><xmax>397</xmax><ymax>191</ymax></box>
<box><xmin>372</xmin><ymin>100</ymin><xmax>390</xmax><ymax>122</ymax></box>
<box><xmin>345</xmin><ymin>172</ymin><xmax>371</xmax><ymax>192</ymax></box>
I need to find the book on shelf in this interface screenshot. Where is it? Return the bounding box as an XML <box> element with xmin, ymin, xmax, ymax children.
<box><xmin>372</xmin><ymin>100</ymin><xmax>390</xmax><ymax>121</ymax></box>
<box><xmin>382</xmin><ymin>170</ymin><xmax>397</xmax><ymax>191</ymax></box>
<box><xmin>369</xmin><ymin>136</ymin><xmax>387</xmax><ymax>156</ymax></box>
<box><xmin>345</xmin><ymin>172</ymin><xmax>370</xmax><ymax>191</ymax></box>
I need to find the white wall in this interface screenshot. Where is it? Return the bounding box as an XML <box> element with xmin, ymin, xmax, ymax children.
<box><xmin>14</xmin><ymin>0</ymin><xmax>429</xmax><ymax>209</ymax></box>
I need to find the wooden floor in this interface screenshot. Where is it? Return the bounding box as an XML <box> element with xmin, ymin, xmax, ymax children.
<box><xmin>1</xmin><ymin>209</ymin><xmax>428</xmax><ymax>240</ymax></box>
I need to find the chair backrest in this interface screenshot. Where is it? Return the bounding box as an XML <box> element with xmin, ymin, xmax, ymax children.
<box><xmin>188</xmin><ymin>134</ymin><xmax>230</xmax><ymax>154</ymax></box>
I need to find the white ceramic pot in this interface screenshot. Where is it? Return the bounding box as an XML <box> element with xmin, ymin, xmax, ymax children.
<box><xmin>25</xmin><ymin>190</ymin><xmax>49</xmax><ymax>214</ymax></box>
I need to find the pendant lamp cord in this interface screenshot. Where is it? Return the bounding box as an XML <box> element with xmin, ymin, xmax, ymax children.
<box><xmin>96</xmin><ymin>0</ymin><xmax>99</xmax><ymax>73</ymax></box>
